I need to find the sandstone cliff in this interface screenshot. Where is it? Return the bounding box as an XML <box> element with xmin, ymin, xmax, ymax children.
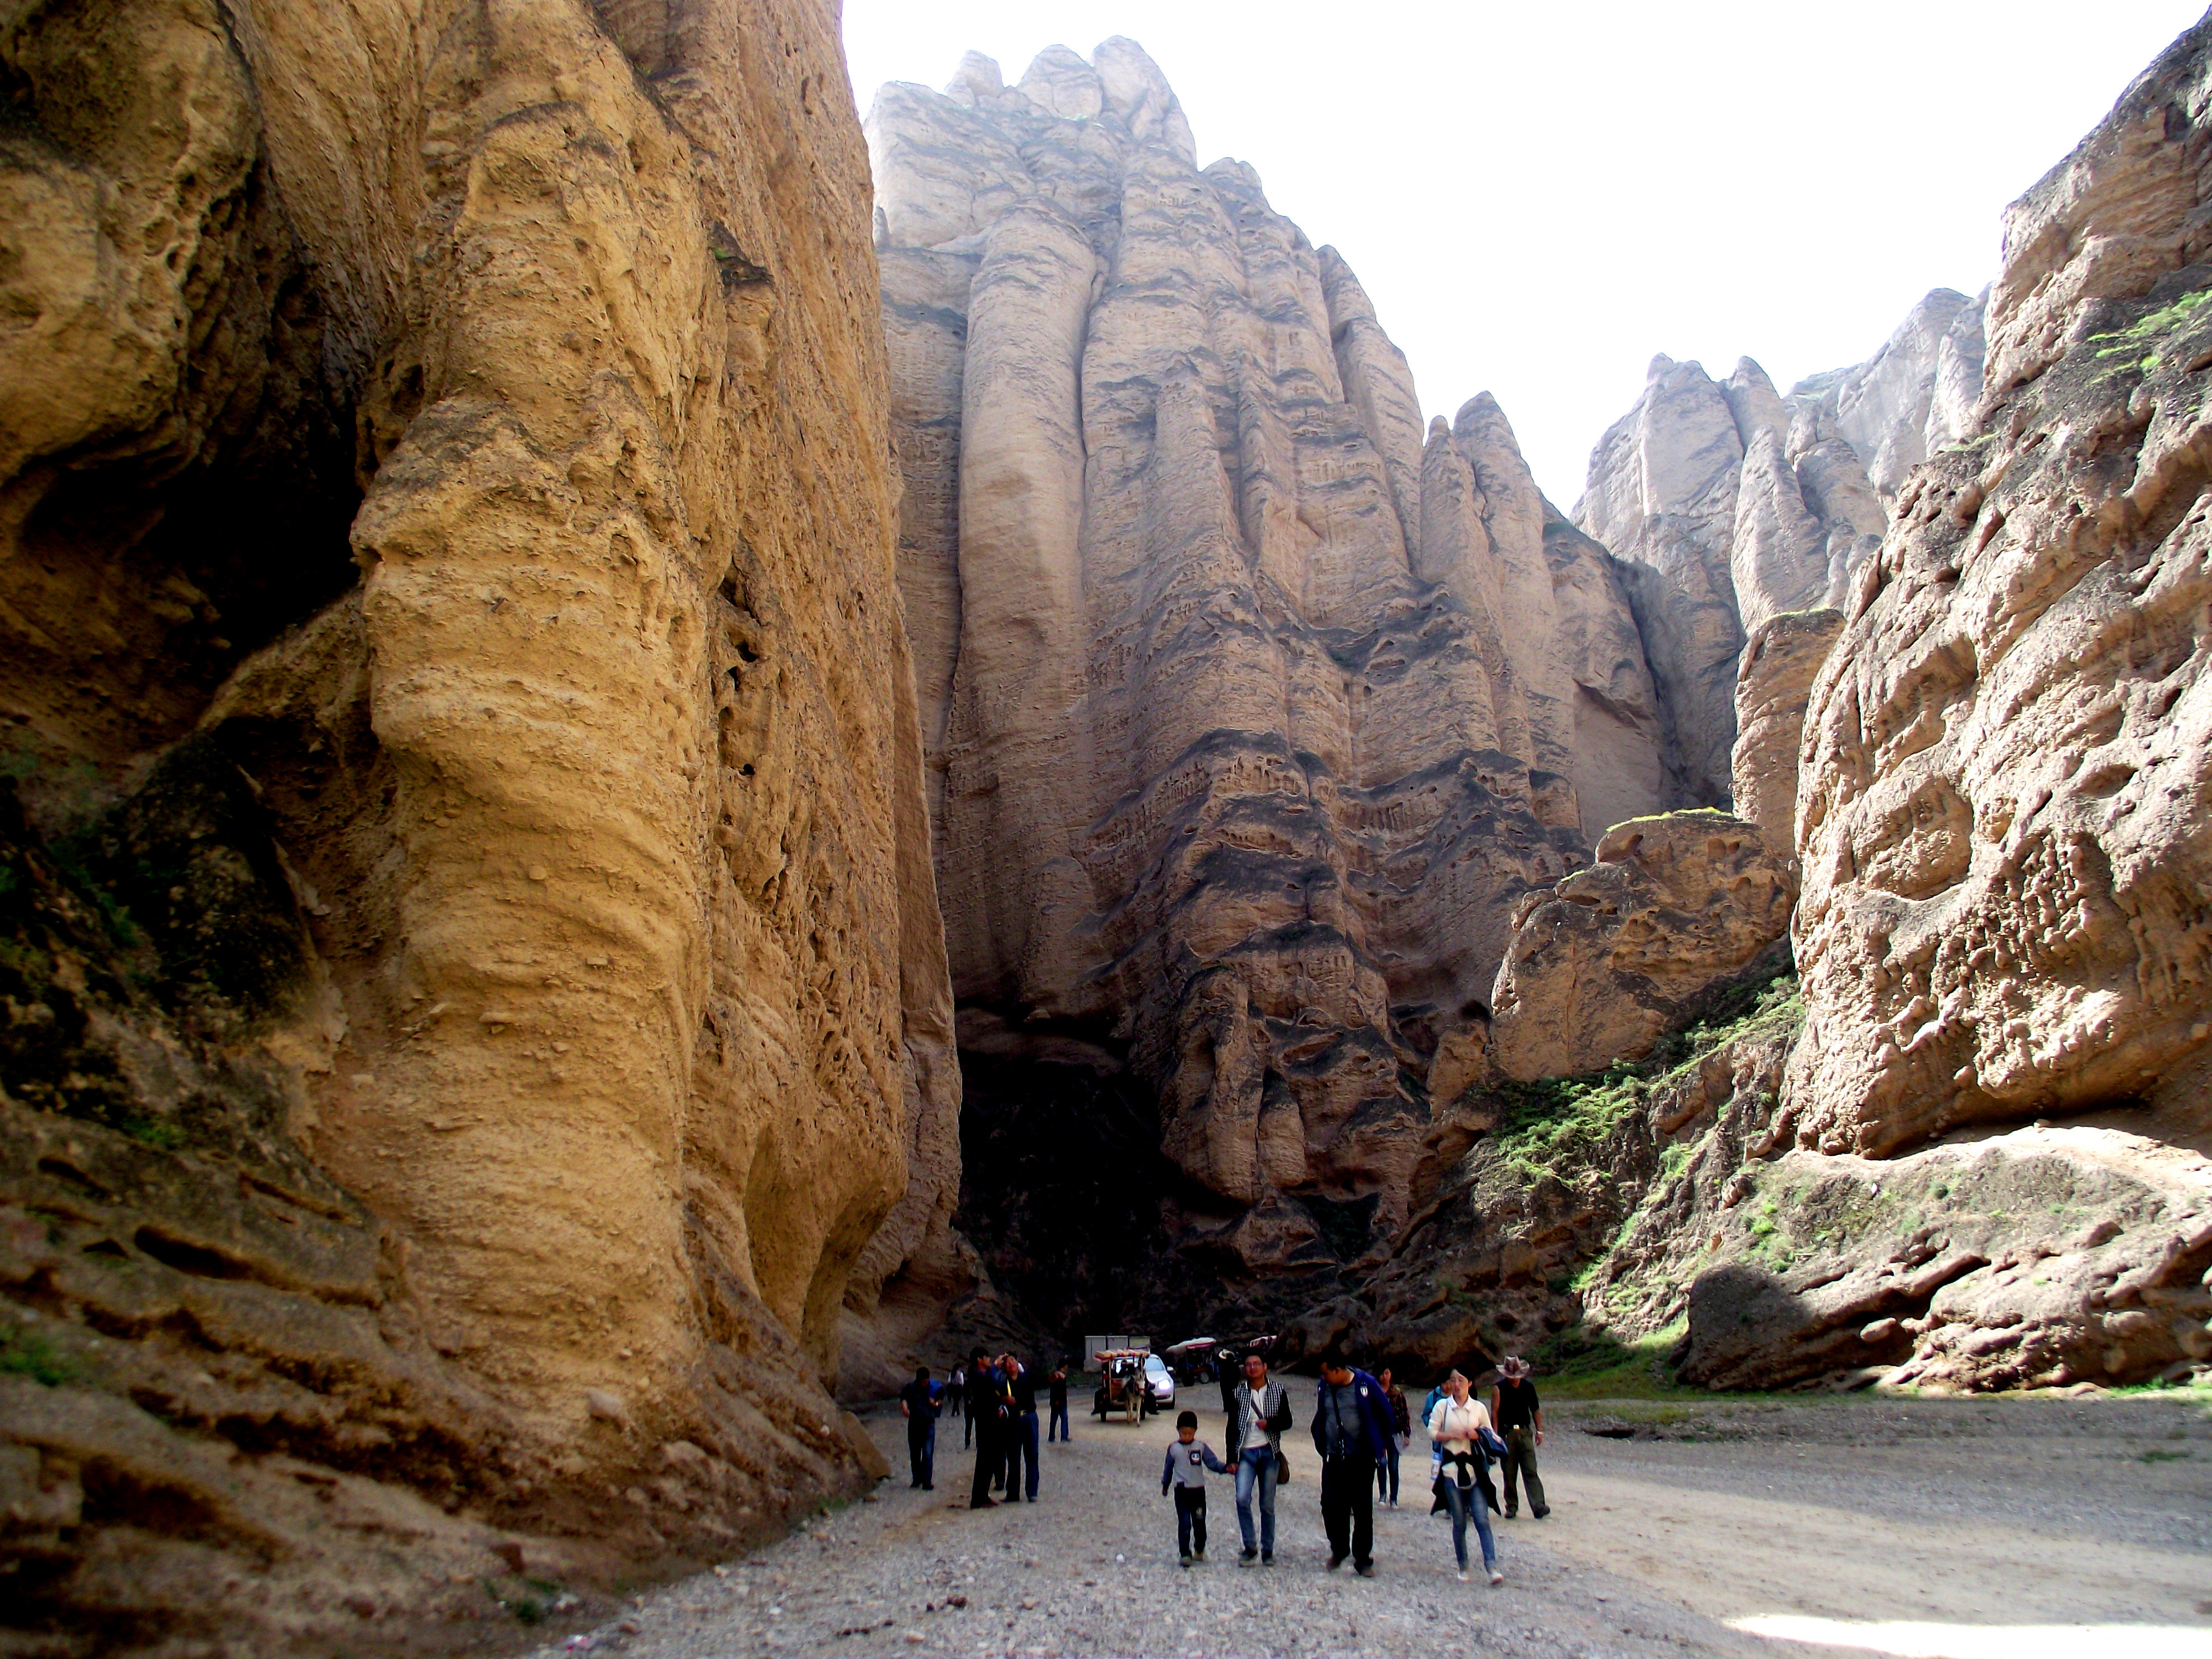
<box><xmin>1574</xmin><ymin>293</ymin><xmax>1985</xmax><ymax>807</ymax></box>
<box><xmin>1788</xmin><ymin>14</ymin><xmax>2212</xmax><ymax>1166</ymax></box>
<box><xmin>869</xmin><ymin>41</ymin><xmax>1667</xmax><ymax>1309</ymax></box>
<box><xmin>1574</xmin><ymin>17</ymin><xmax>2212</xmax><ymax>1394</ymax></box>
<box><xmin>0</xmin><ymin>0</ymin><xmax>953</xmax><ymax>1647</ymax></box>
<box><xmin>1488</xmin><ymin>812</ymin><xmax>1793</xmax><ymax>1083</ymax></box>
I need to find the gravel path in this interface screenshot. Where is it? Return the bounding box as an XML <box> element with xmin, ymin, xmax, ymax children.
<box><xmin>520</xmin><ymin>1390</ymin><xmax>2212</xmax><ymax>1659</ymax></box>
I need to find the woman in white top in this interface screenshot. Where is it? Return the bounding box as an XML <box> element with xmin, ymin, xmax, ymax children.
<box><xmin>1427</xmin><ymin>1370</ymin><xmax>1503</xmax><ymax>1584</ymax></box>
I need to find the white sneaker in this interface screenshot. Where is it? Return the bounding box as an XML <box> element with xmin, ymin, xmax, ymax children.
<box><xmin>1489</xmin><ymin>1570</ymin><xmax>1504</xmax><ymax>1586</ymax></box>
<box><xmin>1457</xmin><ymin>1571</ymin><xmax>1469</xmax><ymax>1583</ymax></box>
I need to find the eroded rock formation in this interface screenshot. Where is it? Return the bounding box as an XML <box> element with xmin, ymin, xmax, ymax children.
<box><xmin>869</xmin><ymin>41</ymin><xmax>1666</xmax><ymax>1301</ymax></box>
<box><xmin>1574</xmin><ymin>293</ymin><xmax>1986</xmax><ymax>807</ymax></box>
<box><xmin>1788</xmin><ymin>14</ymin><xmax>2212</xmax><ymax>1162</ymax></box>
<box><xmin>1730</xmin><ymin>607</ymin><xmax>1846</xmax><ymax>853</ymax></box>
<box><xmin>1580</xmin><ymin>17</ymin><xmax>2212</xmax><ymax>1395</ymax></box>
<box><xmin>1488</xmin><ymin>812</ymin><xmax>1793</xmax><ymax>1083</ymax></box>
<box><xmin>0</xmin><ymin>0</ymin><xmax>953</xmax><ymax>1646</ymax></box>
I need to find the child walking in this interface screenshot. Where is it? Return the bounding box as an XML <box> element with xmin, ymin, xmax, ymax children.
<box><xmin>1161</xmin><ymin>1409</ymin><xmax>1228</xmax><ymax>1567</ymax></box>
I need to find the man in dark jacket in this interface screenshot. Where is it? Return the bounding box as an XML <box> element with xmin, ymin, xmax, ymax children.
<box><xmin>1004</xmin><ymin>1355</ymin><xmax>1041</xmax><ymax>1501</ymax></box>
<box><xmin>1311</xmin><ymin>1350</ymin><xmax>1394</xmax><ymax>1576</ymax></box>
<box><xmin>1047</xmin><ymin>1364</ymin><xmax>1071</xmax><ymax>1442</ymax></box>
<box><xmin>966</xmin><ymin>1349</ymin><xmax>1009</xmax><ymax>1510</ymax></box>
<box><xmin>898</xmin><ymin>1365</ymin><xmax>940</xmax><ymax>1490</ymax></box>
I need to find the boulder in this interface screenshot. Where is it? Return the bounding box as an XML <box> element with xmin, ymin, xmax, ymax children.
<box><xmin>1679</xmin><ymin>1128</ymin><xmax>2212</xmax><ymax>1392</ymax></box>
<box><xmin>1490</xmin><ymin>812</ymin><xmax>1794</xmax><ymax>1082</ymax></box>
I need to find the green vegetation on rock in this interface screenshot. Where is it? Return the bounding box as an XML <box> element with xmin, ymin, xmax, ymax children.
<box><xmin>1488</xmin><ymin>973</ymin><xmax>1802</xmax><ymax>1183</ymax></box>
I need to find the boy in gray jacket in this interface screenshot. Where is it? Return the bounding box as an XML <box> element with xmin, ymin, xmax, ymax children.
<box><xmin>1161</xmin><ymin>1410</ymin><xmax>1229</xmax><ymax>1566</ymax></box>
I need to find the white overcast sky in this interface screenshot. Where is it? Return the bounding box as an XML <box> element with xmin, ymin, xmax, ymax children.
<box><xmin>841</xmin><ymin>1</ymin><xmax>2208</xmax><ymax>504</ymax></box>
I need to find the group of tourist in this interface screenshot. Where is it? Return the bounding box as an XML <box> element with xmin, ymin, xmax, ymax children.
<box><xmin>897</xmin><ymin>1351</ymin><xmax>1071</xmax><ymax>1505</ymax></box>
<box><xmin>1184</xmin><ymin>1347</ymin><xmax>1546</xmax><ymax>1584</ymax></box>
<box><xmin>902</xmin><ymin>1343</ymin><xmax>1547</xmax><ymax>1587</ymax></box>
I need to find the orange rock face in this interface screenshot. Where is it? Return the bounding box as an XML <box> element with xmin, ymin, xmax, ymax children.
<box><xmin>0</xmin><ymin>0</ymin><xmax>954</xmax><ymax>1646</ymax></box>
<box><xmin>1790</xmin><ymin>14</ymin><xmax>2212</xmax><ymax>1159</ymax></box>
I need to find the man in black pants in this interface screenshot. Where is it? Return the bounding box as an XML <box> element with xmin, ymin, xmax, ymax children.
<box><xmin>966</xmin><ymin>1349</ymin><xmax>1008</xmax><ymax>1510</ymax></box>
<box><xmin>898</xmin><ymin>1365</ymin><xmax>940</xmax><ymax>1490</ymax></box>
<box><xmin>1311</xmin><ymin>1349</ymin><xmax>1393</xmax><ymax>1577</ymax></box>
<box><xmin>1004</xmin><ymin>1354</ymin><xmax>1041</xmax><ymax>1501</ymax></box>
<box><xmin>1491</xmin><ymin>1355</ymin><xmax>1549</xmax><ymax>1518</ymax></box>
<box><xmin>1046</xmin><ymin>1363</ymin><xmax>1071</xmax><ymax>1442</ymax></box>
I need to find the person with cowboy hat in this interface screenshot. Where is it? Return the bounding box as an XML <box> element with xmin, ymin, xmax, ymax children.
<box><xmin>1489</xmin><ymin>1355</ymin><xmax>1548</xmax><ymax>1520</ymax></box>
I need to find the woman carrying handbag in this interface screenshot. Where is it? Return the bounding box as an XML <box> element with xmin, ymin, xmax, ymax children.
<box><xmin>1427</xmin><ymin>1370</ymin><xmax>1504</xmax><ymax>1585</ymax></box>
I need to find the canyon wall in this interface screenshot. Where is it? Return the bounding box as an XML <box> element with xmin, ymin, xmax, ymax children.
<box><xmin>1568</xmin><ymin>17</ymin><xmax>2212</xmax><ymax>1394</ymax></box>
<box><xmin>1573</xmin><ymin>293</ymin><xmax>1985</xmax><ymax>806</ymax></box>
<box><xmin>1788</xmin><ymin>15</ymin><xmax>2212</xmax><ymax>1163</ymax></box>
<box><xmin>868</xmin><ymin>41</ymin><xmax>1668</xmax><ymax>1308</ymax></box>
<box><xmin>0</xmin><ymin>0</ymin><xmax>954</xmax><ymax>1648</ymax></box>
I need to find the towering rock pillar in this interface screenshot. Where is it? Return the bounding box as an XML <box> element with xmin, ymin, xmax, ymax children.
<box><xmin>869</xmin><ymin>40</ymin><xmax>1666</xmax><ymax>1306</ymax></box>
<box><xmin>938</xmin><ymin>202</ymin><xmax>1098</xmax><ymax>1009</ymax></box>
<box><xmin>1575</xmin><ymin>356</ymin><xmax>1749</xmax><ymax>806</ymax></box>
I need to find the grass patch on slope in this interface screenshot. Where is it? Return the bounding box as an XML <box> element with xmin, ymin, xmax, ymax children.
<box><xmin>1488</xmin><ymin>972</ymin><xmax>1802</xmax><ymax>1183</ymax></box>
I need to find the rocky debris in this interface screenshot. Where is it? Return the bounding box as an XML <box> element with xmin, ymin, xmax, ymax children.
<box><xmin>868</xmin><ymin>42</ymin><xmax>1665</xmax><ymax>1303</ymax></box>
<box><xmin>1488</xmin><ymin>813</ymin><xmax>1794</xmax><ymax>1083</ymax></box>
<box><xmin>1729</xmin><ymin>608</ymin><xmax>1845</xmax><ymax>855</ymax></box>
<box><xmin>1678</xmin><ymin>1128</ymin><xmax>2212</xmax><ymax>1392</ymax></box>
<box><xmin>1788</xmin><ymin>12</ymin><xmax>2212</xmax><ymax>1159</ymax></box>
<box><xmin>0</xmin><ymin>0</ymin><xmax>955</xmax><ymax>1649</ymax></box>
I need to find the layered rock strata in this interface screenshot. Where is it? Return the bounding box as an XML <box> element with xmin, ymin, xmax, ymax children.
<box><xmin>869</xmin><ymin>42</ymin><xmax>1667</xmax><ymax>1291</ymax></box>
<box><xmin>0</xmin><ymin>0</ymin><xmax>952</xmax><ymax>1647</ymax></box>
<box><xmin>1579</xmin><ymin>17</ymin><xmax>2212</xmax><ymax>1395</ymax></box>
<box><xmin>1788</xmin><ymin>12</ymin><xmax>2212</xmax><ymax>1161</ymax></box>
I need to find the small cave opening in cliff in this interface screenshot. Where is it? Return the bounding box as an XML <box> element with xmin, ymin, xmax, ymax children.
<box><xmin>3</xmin><ymin>267</ymin><xmax>364</xmax><ymax>801</ymax></box>
<box><xmin>952</xmin><ymin>1006</ymin><xmax>1209</xmax><ymax>1352</ymax></box>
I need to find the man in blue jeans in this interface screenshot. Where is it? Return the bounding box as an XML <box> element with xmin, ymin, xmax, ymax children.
<box><xmin>898</xmin><ymin>1365</ymin><xmax>940</xmax><ymax>1490</ymax></box>
<box><xmin>1225</xmin><ymin>1351</ymin><xmax>1290</xmax><ymax>1564</ymax></box>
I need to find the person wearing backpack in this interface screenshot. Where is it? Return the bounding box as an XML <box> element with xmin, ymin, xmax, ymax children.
<box><xmin>1225</xmin><ymin>1351</ymin><xmax>1292</xmax><ymax>1565</ymax></box>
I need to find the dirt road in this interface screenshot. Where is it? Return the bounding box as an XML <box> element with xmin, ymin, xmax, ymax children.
<box><xmin>521</xmin><ymin>1386</ymin><xmax>2212</xmax><ymax>1659</ymax></box>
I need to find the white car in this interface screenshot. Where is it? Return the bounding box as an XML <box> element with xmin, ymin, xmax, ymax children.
<box><xmin>1144</xmin><ymin>1352</ymin><xmax>1176</xmax><ymax>1408</ymax></box>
